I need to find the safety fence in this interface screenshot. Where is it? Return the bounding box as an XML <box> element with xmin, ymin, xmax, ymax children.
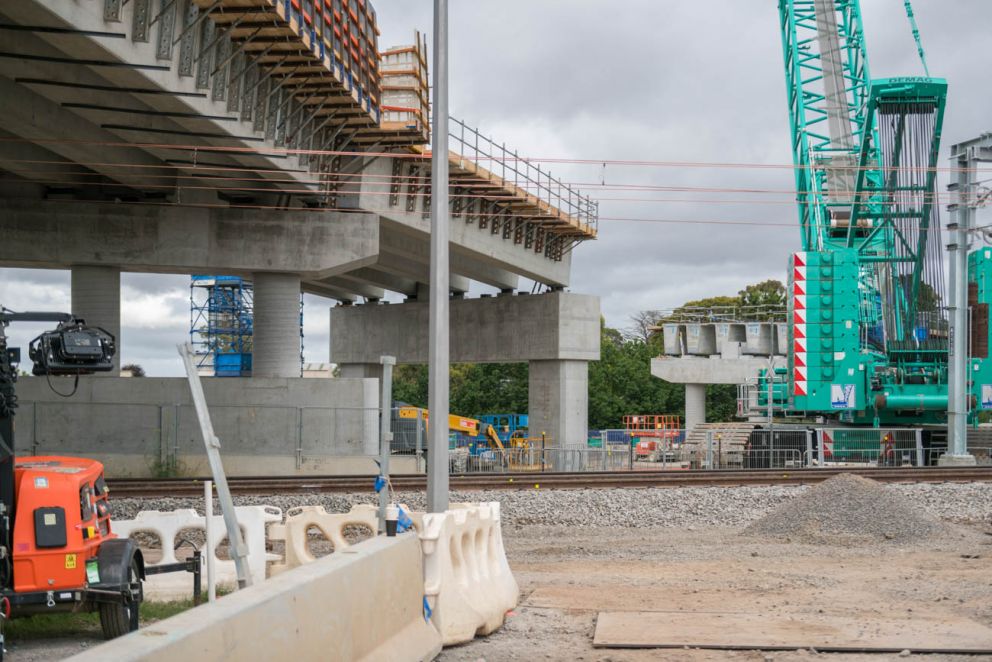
<box><xmin>929</xmin><ymin>445</ymin><xmax>992</xmax><ymax>466</ymax></box>
<box><xmin>451</xmin><ymin>427</ymin><xmax>930</xmax><ymax>473</ymax></box>
<box><xmin>815</xmin><ymin>428</ymin><xmax>923</xmax><ymax>467</ymax></box>
<box><xmin>450</xmin><ymin>447</ymin><xmax>634</xmax><ymax>474</ymax></box>
<box><xmin>450</xmin><ymin>117</ymin><xmax>599</xmax><ymax>233</ymax></box>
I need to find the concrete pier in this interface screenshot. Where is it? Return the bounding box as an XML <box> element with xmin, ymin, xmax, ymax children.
<box><xmin>652</xmin><ymin>357</ymin><xmax>768</xmax><ymax>434</ymax></box>
<box><xmin>529</xmin><ymin>360</ymin><xmax>589</xmax><ymax>447</ymax></box>
<box><xmin>252</xmin><ymin>273</ymin><xmax>302</xmax><ymax>379</ymax></box>
<box><xmin>70</xmin><ymin>266</ymin><xmax>121</xmax><ymax>374</ymax></box>
<box><xmin>684</xmin><ymin>383</ymin><xmax>707</xmax><ymax>434</ymax></box>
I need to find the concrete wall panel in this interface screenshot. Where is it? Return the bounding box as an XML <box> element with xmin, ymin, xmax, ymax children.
<box><xmin>15</xmin><ymin>377</ymin><xmax>379</xmax><ymax>477</ymax></box>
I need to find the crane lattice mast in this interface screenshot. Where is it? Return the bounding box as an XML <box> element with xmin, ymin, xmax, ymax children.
<box><xmin>776</xmin><ymin>0</ymin><xmax>949</xmax><ymax>422</ymax></box>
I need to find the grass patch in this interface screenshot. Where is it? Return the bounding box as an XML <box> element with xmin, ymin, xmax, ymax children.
<box><xmin>2</xmin><ymin>600</ymin><xmax>195</xmax><ymax>641</ymax></box>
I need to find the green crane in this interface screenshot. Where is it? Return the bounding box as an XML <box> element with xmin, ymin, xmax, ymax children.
<box><xmin>773</xmin><ymin>0</ymin><xmax>957</xmax><ymax>425</ymax></box>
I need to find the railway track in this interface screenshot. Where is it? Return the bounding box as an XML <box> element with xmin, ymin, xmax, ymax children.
<box><xmin>107</xmin><ymin>466</ymin><xmax>992</xmax><ymax>498</ymax></box>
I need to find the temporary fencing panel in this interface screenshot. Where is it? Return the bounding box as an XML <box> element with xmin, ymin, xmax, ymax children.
<box><xmin>816</xmin><ymin>428</ymin><xmax>923</xmax><ymax>466</ymax></box>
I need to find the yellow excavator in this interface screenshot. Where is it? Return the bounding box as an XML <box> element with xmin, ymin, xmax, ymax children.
<box><xmin>395</xmin><ymin>405</ymin><xmax>539</xmax><ymax>469</ymax></box>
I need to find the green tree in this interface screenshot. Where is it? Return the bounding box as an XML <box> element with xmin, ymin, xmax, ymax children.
<box><xmin>450</xmin><ymin>363</ymin><xmax>528</xmax><ymax>416</ymax></box>
<box><xmin>588</xmin><ymin>319</ymin><xmax>686</xmax><ymax>429</ymax></box>
<box><xmin>392</xmin><ymin>364</ymin><xmax>428</xmax><ymax>407</ymax></box>
<box><xmin>738</xmin><ymin>279</ymin><xmax>786</xmax><ymax>310</ymax></box>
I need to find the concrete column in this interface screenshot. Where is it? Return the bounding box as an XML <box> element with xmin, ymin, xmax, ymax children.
<box><xmin>685</xmin><ymin>383</ymin><xmax>706</xmax><ymax>434</ymax></box>
<box><xmin>71</xmin><ymin>266</ymin><xmax>121</xmax><ymax>375</ymax></box>
<box><xmin>252</xmin><ymin>272</ymin><xmax>301</xmax><ymax>378</ymax></box>
<box><xmin>528</xmin><ymin>360</ymin><xmax>588</xmax><ymax>448</ymax></box>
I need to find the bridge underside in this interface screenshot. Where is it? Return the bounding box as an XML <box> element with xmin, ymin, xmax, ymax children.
<box><xmin>0</xmin><ymin>0</ymin><xmax>592</xmax><ymax>299</ymax></box>
<box><xmin>0</xmin><ymin>0</ymin><xmax>602</xmax><ymax>469</ymax></box>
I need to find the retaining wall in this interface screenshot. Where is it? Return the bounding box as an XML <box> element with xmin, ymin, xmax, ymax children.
<box><xmin>15</xmin><ymin>377</ymin><xmax>383</xmax><ymax>477</ymax></box>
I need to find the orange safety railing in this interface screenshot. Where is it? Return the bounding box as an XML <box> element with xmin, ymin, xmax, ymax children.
<box><xmin>623</xmin><ymin>415</ymin><xmax>681</xmax><ymax>437</ymax></box>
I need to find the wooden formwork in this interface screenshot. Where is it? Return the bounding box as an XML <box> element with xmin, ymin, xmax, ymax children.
<box><xmin>194</xmin><ymin>0</ymin><xmax>427</xmax><ymax>146</ymax></box>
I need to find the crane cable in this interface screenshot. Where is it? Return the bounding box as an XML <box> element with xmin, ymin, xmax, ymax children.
<box><xmin>903</xmin><ymin>0</ymin><xmax>931</xmax><ymax>77</ymax></box>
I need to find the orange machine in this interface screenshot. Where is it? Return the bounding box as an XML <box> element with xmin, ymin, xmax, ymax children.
<box><xmin>12</xmin><ymin>457</ymin><xmax>116</xmax><ymax>593</ymax></box>
<box><xmin>624</xmin><ymin>415</ymin><xmax>681</xmax><ymax>462</ymax></box>
<box><xmin>4</xmin><ymin>455</ymin><xmax>143</xmax><ymax>635</ymax></box>
<box><xmin>1</xmin><ymin>309</ymin><xmax>143</xmax><ymax>650</ymax></box>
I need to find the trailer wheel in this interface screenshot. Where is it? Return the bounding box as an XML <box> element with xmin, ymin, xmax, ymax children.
<box><xmin>99</xmin><ymin>556</ymin><xmax>142</xmax><ymax>639</ymax></box>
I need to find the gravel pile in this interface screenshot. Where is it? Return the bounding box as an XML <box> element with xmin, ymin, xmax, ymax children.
<box><xmin>108</xmin><ymin>480</ymin><xmax>992</xmax><ymax>531</ymax></box>
<box><xmin>744</xmin><ymin>474</ymin><xmax>952</xmax><ymax>543</ymax></box>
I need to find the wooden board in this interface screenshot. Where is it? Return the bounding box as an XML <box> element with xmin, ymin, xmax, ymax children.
<box><xmin>593</xmin><ymin>611</ymin><xmax>992</xmax><ymax>654</ymax></box>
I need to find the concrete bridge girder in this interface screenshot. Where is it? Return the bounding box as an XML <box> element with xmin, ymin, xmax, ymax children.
<box><xmin>0</xmin><ymin>1</ymin><xmax>317</xmax><ymax>192</ymax></box>
<box><xmin>371</xmin><ymin>249</ymin><xmax>476</xmax><ymax>294</ymax></box>
<box><xmin>0</xmin><ymin>199</ymin><xmax>380</xmax><ymax>278</ymax></box>
<box><xmin>359</xmin><ymin>158</ymin><xmax>572</xmax><ymax>288</ymax></box>
<box><xmin>0</xmin><ymin>74</ymin><xmax>176</xmax><ymax>187</ymax></box>
<box><xmin>379</xmin><ymin>221</ymin><xmax>520</xmax><ymax>292</ymax></box>
<box><xmin>333</xmin><ymin>268</ymin><xmax>419</xmax><ymax>297</ymax></box>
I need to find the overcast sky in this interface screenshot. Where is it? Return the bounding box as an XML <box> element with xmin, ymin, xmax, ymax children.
<box><xmin>2</xmin><ymin>0</ymin><xmax>990</xmax><ymax>375</ymax></box>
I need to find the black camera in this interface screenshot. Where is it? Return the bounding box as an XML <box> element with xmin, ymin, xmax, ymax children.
<box><xmin>28</xmin><ymin>322</ymin><xmax>116</xmax><ymax>376</ymax></box>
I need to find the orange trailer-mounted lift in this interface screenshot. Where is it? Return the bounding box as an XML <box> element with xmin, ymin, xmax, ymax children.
<box><xmin>0</xmin><ymin>308</ymin><xmax>145</xmax><ymax>658</ymax></box>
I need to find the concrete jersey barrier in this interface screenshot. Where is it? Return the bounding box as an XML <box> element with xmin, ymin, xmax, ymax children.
<box><xmin>112</xmin><ymin>505</ymin><xmax>282</xmax><ymax>600</ymax></box>
<box><xmin>66</xmin><ymin>534</ymin><xmax>442</xmax><ymax>662</ymax></box>
<box><xmin>419</xmin><ymin>502</ymin><xmax>519</xmax><ymax>646</ymax></box>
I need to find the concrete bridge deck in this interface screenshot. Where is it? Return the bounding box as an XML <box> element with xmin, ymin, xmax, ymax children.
<box><xmin>0</xmin><ymin>0</ymin><xmax>597</xmax><ymax>301</ymax></box>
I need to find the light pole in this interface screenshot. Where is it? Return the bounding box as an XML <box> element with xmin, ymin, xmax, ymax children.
<box><xmin>767</xmin><ymin>355</ymin><xmax>777</xmax><ymax>451</ymax></box>
<box><xmin>427</xmin><ymin>0</ymin><xmax>451</xmax><ymax>511</ymax></box>
<box><xmin>943</xmin><ymin>135</ymin><xmax>991</xmax><ymax>466</ymax></box>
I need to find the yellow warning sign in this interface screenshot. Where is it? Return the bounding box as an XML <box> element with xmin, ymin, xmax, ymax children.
<box><xmin>65</xmin><ymin>553</ymin><xmax>77</xmax><ymax>570</ymax></box>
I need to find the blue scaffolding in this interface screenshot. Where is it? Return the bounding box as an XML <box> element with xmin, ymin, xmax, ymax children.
<box><xmin>190</xmin><ymin>275</ymin><xmax>254</xmax><ymax>377</ymax></box>
<box><xmin>190</xmin><ymin>276</ymin><xmax>305</xmax><ymax>377</ymax></box>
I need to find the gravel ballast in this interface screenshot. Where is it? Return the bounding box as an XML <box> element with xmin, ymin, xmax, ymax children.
<box><xmin>744</xmin><ymin>474</ymin><xmax>952</xmax><ymax>542</ymax></box>
<box><xmin>108</xmin><ymin>480</ymin><xmax>992</xmax><ymax>530</ymax></box>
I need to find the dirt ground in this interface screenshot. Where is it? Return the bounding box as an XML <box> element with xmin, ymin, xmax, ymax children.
<box><xmin>439</xmin><ymin>523</ymin><xmax>992</xmax><ymax>662</ymax></box>
<box><xmin>4</xmin><ymin>522</ymin><xmax>991</xmax><ymax>661</ymax></box>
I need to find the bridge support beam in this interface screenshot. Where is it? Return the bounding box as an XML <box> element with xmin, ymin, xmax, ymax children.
<box><xmin>330</xmin><ymin>292</ymin><xmax>600</xmax><ymax>448</ymax></box>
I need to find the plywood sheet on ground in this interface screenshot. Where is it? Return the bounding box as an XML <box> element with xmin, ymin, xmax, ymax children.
<box><xmin>592</xmin><ymin>610</ymin><xmax>992</xmax><ymax>653</ymax></box>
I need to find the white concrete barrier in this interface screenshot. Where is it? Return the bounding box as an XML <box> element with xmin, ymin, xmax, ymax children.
<box><xmin>419</xmin><ymin>502</ymin><xmax>519</xmax><ymax>646</ymax></box>
<box><xmin>67</xmin><ymin>534</ymin><xmax>442</xmax><ymax>662</ymax></box>
<box><xmin>113</xmin><ymin>506</ymin><xmax>282</xmax><ymax>600</ymax></box>
<box><xmin>267</xmin><ymin>504</ymin><xmax>378</xmax><ymax>576</ymax></box>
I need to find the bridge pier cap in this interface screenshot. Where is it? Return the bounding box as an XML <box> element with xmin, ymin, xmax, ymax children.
<box><xmin>331</xmin><ymin>291</ymin><xmax>600</xmax><ymax>446</ymax></box>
